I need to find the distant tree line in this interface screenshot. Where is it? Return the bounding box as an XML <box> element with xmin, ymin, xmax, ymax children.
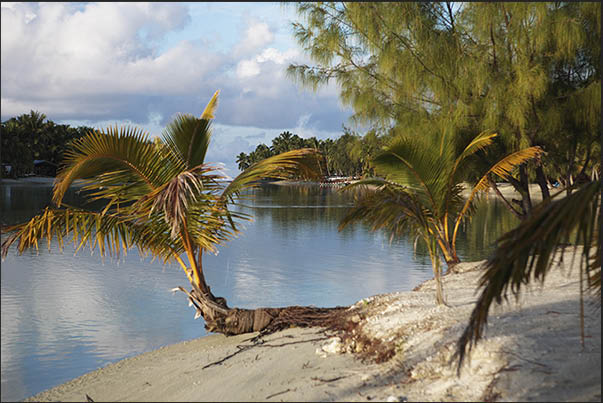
<box><xmin>236</xmin><ymin>128</ymin><xmax>387</xmax><ymax>178</ymax></box>
<box><xmin>1</xmin><ymin>111</ymin><xmax>94</xmax><ymax>178</ymax></box>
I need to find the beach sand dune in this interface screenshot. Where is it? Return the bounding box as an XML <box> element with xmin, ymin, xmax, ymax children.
<box><xmin>27</xmin><ymin>249</ymin><xmax>601</xmax><ymax>402</ymax></box>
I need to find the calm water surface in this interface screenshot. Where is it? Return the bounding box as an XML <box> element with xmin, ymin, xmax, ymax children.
<box><xmin>0</xmin><ymin>182</ymin><xmax>518</xmax><ymax>401</ymax></box>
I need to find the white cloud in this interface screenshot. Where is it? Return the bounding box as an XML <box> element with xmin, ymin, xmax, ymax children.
<box><xmin>233</xmin><ymin>20</ymin><xmax>274</xmax><ymax>57</ymax></box>
<box><xmin>235</xmin><ymin>46</ymin><xmax>301</xmax><ymax>80</ymax></box>
<box><xmin>236</xmin><ymin>59</ymin><xmax>261</xmax><ymax>79</ymax></box>
<box><xmin>1</xmin><ymin>2</ymin><xmax>355</xmax><ymax>175</ymax></box>
<box><xmin>1</xmin><ymin>3</ymin><xmax>208</xmax><ymax>110</ymax></box>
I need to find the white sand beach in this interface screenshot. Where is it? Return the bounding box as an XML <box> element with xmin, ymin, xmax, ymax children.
<box><xmin>26</xmin><ymin>248</ymin><xmax>601</xmax><ymax>402</ymax></box>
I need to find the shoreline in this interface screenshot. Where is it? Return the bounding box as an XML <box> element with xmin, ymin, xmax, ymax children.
<box><xmin>0</xmin><ymin>176</ymin><xmax>87</xmax><ymax>186</ymax></box>
<box><xmin>2</xmin><ymin>176</ymin><xmax>554</xmax><ymax>202</ymax></box>
<box><xmin>26</xmin><ymin>249</ymin><xmax>601</xmax><ymax>402</ymax></box>
<box><xmin>272</xmin><ymin>179</ymin><xmax>554</xmax><ymax>201</ymax></box>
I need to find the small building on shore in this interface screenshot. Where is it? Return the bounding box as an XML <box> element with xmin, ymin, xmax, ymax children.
<box><xmin>33</xmin><ymin>160</ymin><xmax>58</xmax><ymax>177</ymax></box>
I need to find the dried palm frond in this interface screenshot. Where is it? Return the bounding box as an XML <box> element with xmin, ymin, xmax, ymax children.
<box><xmin>454</xmin><ymin>180</ymin><xmax>601</xmax><ymax>373</ymax></box>
<box><xmin>0</xmin><ymin>206</ymin><xmax>182</xmax><ymax>263</ymax></box>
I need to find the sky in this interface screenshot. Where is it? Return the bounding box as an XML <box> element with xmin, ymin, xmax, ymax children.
<box><xmin>1</xmin><ymin>2</ymin><xmax>355</xmax><ymax>175</ymax></box>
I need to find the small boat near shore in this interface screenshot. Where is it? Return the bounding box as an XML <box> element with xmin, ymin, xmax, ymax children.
<box><xmin>319</xmin><ymin>176</ymin><xmax>360</xmax><ymax>187</ymax></box>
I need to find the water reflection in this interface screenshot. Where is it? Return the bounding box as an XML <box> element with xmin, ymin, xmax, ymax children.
<box><xmin>0</xmin><ymin>182</ymin><xmax>517</xmax><ymax>401</ymax></box>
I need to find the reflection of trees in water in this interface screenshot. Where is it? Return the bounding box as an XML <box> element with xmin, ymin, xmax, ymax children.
<box><xmin>2</xmin><ymin>184</ymin><xmax>519</xmax><ymax>262</ymax></box>
<box><xmin>238</xmin><ymin>185</ymin><xmax>519</xmax><ymax>262</ymax></box>
<box><xmin>237</xmin><ymin>184</ymin><xmax>357</xmax><ymax>238</ymax></box>
<box><xmin>448</xmin><ymin>197</ymin><xmax>519</xmax><ymax>261</ymax></box>
<box><xmin>0</xmin><ymin>185</ymin><xmax>91</xmax><ymax>226</ymax></box>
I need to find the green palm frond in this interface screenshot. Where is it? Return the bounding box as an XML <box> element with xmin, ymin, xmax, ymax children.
<box><xmin>53</xmin><ymin>126</ymin><xmax>169</xmax><ymax>206</ymax></box>
<box><xmin>450</xmin><ymin>131</ymin><xmax>497</xmax><ymax>185</ymax></box>
<box><xmin>372</xmin><ymin>137</ymin><xmax>451</xmax><ymax>215</ymax></box>
<box><xmin>454</xmin><ymin>180</ymin><xmax>601</xmax><ymax>373</ymax></box>
<box><xmin>161</xmin><ymin>114</ymin><xmax>213</xmax><ymax>170</ymax></box>
<box><xmin>339</xmin><ymin>180</ymin><xmax>433</xmax><ymax>242</ymax></box>
<box><xmin>158</xmin><ymin>90</ymin><xmax>220</xmax><ymax>170</ymax></box>
<box><xmin>220</xmin><ymin>148</ymin><xmax>323</xmax><ymax>202</ymax></box>
<box><xmin>186</xmin><ymin>203</ymin><xmax>248</xmax><ymax>254</ymax></box>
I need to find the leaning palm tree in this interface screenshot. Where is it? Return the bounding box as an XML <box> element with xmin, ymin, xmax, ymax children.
<box><xmin>339</xmin><ymin>130</ymin><xmax>543</xmax><ymax>305</ymax></box>
<box><xmin>454</xmin><ymin>179</ymin><xmax>600</xmax><ymax>372</ymax></box>
<box><xmin>1</xmin><ymin>91</ymin><xmax>343</xmax><ymax>335</ymax></box>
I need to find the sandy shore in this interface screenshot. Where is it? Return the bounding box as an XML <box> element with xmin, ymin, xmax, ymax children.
<box><xmin>274</xmin><ymin>179</ymin><xmax>554</xmax><ymax>202</ymax></box>
<box><xmin>26</xmin><ymin>248</ymin><xmax>600</xmax><ymax>402</ymax></box>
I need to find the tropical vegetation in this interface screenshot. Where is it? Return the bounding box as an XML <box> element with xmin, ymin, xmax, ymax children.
<box><xmin>455</xmin><ymin>180</ymin><xmax>600</xmax><ymax>371</ymax></box>
<box><xmin>287</xmin><ymin>2</ymin><xmax>600</xmax><ymax>217</ymax></box>
<box><xmin>338</xmin><ymin>130</ymin><xmax>542</xmax><ymax>304</ymax></box>
<box><xmin>287</xmin><ymin>0</ymin><xmax>600</xmax><ymax>361</ymax></box>
<box><xmin>0</xmin><ymin>0</ymin><xmax>599</xmax><ymax>374</ymax></box>
<box><xmin>1</xmin><ymin>111</ymin><xmax>93</xmax><ymax>178</ymax></box>
<box><xmin>236</xmin><ymin>127</ymin><xmax>385</xmax><ymax>178</ymax></box>
<box><xmin>1</xmin><ymin>91</ymin><xmax>345</xmax><ymax>335</ymax></box>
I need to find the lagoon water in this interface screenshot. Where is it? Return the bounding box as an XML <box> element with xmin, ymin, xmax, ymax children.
<box><xmin>0</xmin><ymin>182</ymin><xmax>518</xmax><ymax>402</ymax></box>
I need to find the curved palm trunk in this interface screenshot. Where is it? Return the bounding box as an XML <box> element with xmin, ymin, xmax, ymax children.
<box><xmin>184</xmin><ymin>282</ymin><xmax>346</xmax><ymax>335</ymax></box>
<box><xmin>181</xmin><ymin>250</ymin><xmax>345</xmax><ymax>336</ymax></box>
<box><xmin>435</xmin><ymin>225</ymin><xmax>461</xmax><ymax>269</ymax></box>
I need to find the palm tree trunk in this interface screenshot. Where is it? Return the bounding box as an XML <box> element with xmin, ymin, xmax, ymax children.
<box><xmin>428</xmin><ymin>238</ymin><xmax>446</xmax><ymax>305</ymax></box>
<box><xmin>183</xmin><ymin>250</ymin><xmax>345</xmax><ymax>335</ymax></box>
<box><xmin>184</xmin><ymin>283</ymin><xmax>346</xmax><ymax>335</ymax></box>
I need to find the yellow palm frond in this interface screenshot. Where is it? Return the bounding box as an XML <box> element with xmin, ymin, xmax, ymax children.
<box><xmin>453</xmin><ymin>146</ymin><xmax>544</xmax><ymax>238</ymax></box>
<box><xmin>1</xmin><ymin>206</ymin><xmax>182</xmax><ymax>263</ymax></box>
<box><xmin>201</xmin><ymin>90</ymin><xmax>220</xmax><ymax>120</ymax></box>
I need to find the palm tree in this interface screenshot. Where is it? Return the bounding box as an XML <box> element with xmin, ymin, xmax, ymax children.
<box><xmin>1</xmin><ymin>91</ymin><xmax>340</xmax><ymax>335</ymax></box>
<box><xmin>454</xmin><ymin>180</ymin><xmax>600</xmax><ymax>372</ymax></box>
<box><xmin>270</xmin><ymin>131</ymin><xmax>294</xmax><ymax>154</ymax></box>
<box><xmin>235</xmin><ymin>152</ymin><xmax>250</xmax><ymax>171</ymax></box>
<box><xmin>339</xmin><ymin>130</ymin><xmax>543</xmax><ymax>305</ymax></box>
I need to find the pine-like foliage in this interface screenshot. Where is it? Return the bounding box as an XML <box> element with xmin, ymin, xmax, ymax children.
<box><xmin>287</xmin><ymin>2</ymin><xmax>600</xmax><ymax>214</ymax></box>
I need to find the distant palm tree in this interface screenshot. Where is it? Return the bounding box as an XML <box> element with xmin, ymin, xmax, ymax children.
<box><xmin>339</xmin><ymin>130</ymin><xmax>543</xmax><ymax>305</ymax></box>
<box><xmin>454</xmin><ymin>180</ymin><xmax>600</xmax><ymax>372</ymax></box>
<box><xmin>235</xmin><ymin>152</ymin><xmax>250</xmax><ymax>171</ymax></box>
<box><xmin>271</xmin><ymin>131</ymin><xmax>294</xmax><ymax>154</ymax></box>
<box><xmin>1</xmin><ymin>91</ymin><xmax>328</xmax><ymax>335</ymax></box>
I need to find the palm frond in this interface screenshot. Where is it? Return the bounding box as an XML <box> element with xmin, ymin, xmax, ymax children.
<box><xmin>1</xmin><ymin>206</ymin><xmax>183</xmax><ymax>263</ymax></box>
<box><xmin>339</xmin><ymin>180</ymin><xmax>433</xmax><ymax>243</ymax></box>
<box><xmin>454</xmin><ymin>180</ymin><xmax>601</xmax><ymax>373</ymax></box>
<box><xmin>186</xmin><ymin>203</ymin><xmax>248</xmax><ymax>253</ymax></box>
<box><xmin>138</xmin><ymin>167</ymin><xmax>208</xmax><ymax>238</ymax></box>
<box><xmin>161</xmin><ymin>113</ymin><xmax>213</xmax><ymax>170</ymax></box>
<box><xmin>453</xmin><ymin>146</ymin><xmax>544</xmax><ymax>238</ymax></box>
<box><xmin>450</xmin><ymin>131</ymin><xmax>497</xmax><ymax>184</ymax></box>
<box><xmin>201</xmin><ymin>90</ymin><xmax>220</xmax><ymax>120</ymax></box>
<box><xmin>220</xmin><ymin>148</ymin><xmax>323</xmax><ymax>202</ymax></box>
<box><xmin>53</xmin><ymin>126</ymin><xmax>168</xmax><ymax>206</ymax></box>
<box><xmin>157</xmin><ymin>90</ymin><xmax>220</xmax><ymax>171</ymax></box>
<box><xmin>372</xmin><ymin>137</ymin><xmax>450</xmax><ymax>215</ymax></box>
